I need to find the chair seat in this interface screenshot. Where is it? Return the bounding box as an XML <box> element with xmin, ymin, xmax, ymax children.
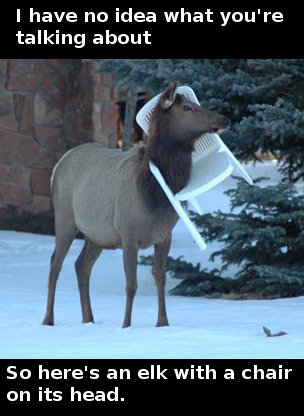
<box><xmin>176</xmin><ymin>151</ymin><xmax>233</xmax><ymax>201</ymax></box>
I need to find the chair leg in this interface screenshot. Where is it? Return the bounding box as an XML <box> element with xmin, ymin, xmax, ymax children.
<box><xmin>150</xmin><ymin>161</ymin><xmax>207</xmax><ymax>251</ymax></box>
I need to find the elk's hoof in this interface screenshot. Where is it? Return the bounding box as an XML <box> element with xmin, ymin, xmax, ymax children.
<box><xmin>156</xmin><ymin>319</ymin><xmax>169</xmax><ymax>327</ymax></box>
<box><xmin>82</xmin><ymin>319</ymin><xmax>94</xmax><ymax>324</ymax></box>
<box><xmin>42</xmin><ymin>317</ymin><xmax>54</xmax><ymax>326</ymax></box>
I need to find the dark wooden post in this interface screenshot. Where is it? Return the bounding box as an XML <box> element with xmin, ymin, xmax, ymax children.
<box><xmin>122</xmin><ymin>83</ymin><xmax>138</xmax><ymax>150</ymax></box>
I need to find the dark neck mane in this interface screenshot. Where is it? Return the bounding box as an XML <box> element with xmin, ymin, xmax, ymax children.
<box><xmin>137</xmin><ymin>103</ymin><xmax>193</xmax><ymax>210</ymax></box>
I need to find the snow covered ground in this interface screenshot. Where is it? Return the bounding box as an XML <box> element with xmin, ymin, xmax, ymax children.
<box><xmin>0</xmin><ymin>161</ymin><xmax>303</xmax><ymax>358</ymax></box>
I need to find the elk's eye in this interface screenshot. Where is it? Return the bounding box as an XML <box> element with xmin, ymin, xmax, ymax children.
<box><xmin>183</xmin><ymin>105</ymin><xmax>193</xmax><ymax>111</ymax></box>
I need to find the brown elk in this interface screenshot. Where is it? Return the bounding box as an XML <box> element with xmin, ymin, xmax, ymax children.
<box><xmin>42</xmin><ymin>82</ymin><xmax>230</xmax><ymax>328</ymax></box>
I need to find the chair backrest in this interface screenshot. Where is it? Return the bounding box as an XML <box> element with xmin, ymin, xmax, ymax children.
<box><xmin>136</xmin><ymin>86</ymin><xmax>200</xmax><ymax>135</ymax></box>
<box><xmin>137</xmin><ymin>85</ymin><xmax>253</xmax><ymax>194</ymax></box>
<box><xmin>192</xmin><ymin>133</ymin><xmax>222</xmax><ymax>162</ymax></box>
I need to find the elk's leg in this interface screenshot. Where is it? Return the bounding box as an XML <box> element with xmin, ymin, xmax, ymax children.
<box><xmin>154</xmin><ymin>234</ymin><xmax>172</xmax><ymax>327</ymax></box>
<box><xmin>122</xmin><ymin>245</ymin><xmax>138</xmax><ymax>328</ymax></box>
<box><xmin>42</xmin><ymin>213</ymin><xmax>77</xmax><ymax>326</ymax></box>
<box><xmin>75</xmin><ymin>239</ymin><xmax>102</xmax><ymax>323</ymax></box>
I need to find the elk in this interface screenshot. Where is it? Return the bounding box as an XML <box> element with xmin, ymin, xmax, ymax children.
<box><xmin>42</xmin><ymin>82</ymin><xmax>230</xmax><ymax>328</ymax></box>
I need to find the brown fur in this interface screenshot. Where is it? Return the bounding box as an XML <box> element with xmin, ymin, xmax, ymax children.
<box><xmin>42</xmin><ymin>83</ymin><xmax>229</xmax><ymax>328</ymax></box>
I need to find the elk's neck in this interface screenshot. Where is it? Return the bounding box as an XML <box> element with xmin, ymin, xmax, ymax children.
<box><xmin>150</xmin><ymin>141</ymin><xmax>193</xmax><ymax>193</ymax></box>
<box><xmin>139</xmin><ymin>138</ymin><xmax>193</xmax><ymax>209</ymax></box>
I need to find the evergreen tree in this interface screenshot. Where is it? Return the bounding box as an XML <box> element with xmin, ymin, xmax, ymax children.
<box><xmin>193</xmin><ymin>178</ymin><xmax>304</xmax><ymax>272</ymax></box>
<box><xmin>96</xmin><ymin>59</ymin><xmax>304</xmax><ymax>181</ymax></box>
<box><xmin>94</xmin><ymin>59</ymin><xmax>304</xmax><ymax>298</ymax></box>
<box><xmin>189</xmin><ymin>178</ymin><xmax>304</xmax><ymax>298</ymax></box>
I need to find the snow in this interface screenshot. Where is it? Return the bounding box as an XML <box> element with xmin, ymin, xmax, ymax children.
<box><xmin>1</xmin><ymin>161</ymin><xmax>303</xmax><ymax>359</ymax></box>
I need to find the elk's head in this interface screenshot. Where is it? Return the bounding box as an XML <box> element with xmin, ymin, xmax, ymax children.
<box><xmin>157</xmin><ymin>82</ymin><xmax>230</xmax><ymax>147</ymax></box>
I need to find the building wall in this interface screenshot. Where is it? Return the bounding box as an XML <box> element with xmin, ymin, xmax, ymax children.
<box><xmin>0</xmin><ymin>59</ymin><xmax>119</xmax><ymax>234</ymax></box>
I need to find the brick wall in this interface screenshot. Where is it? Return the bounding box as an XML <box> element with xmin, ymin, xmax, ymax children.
<box><xmin>0</xmin><ymin>59</ymin><xmax>119</xmax><ymax>234</ymax></box>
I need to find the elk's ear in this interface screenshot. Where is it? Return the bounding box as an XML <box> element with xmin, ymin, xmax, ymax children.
<box><xmin>160</xmin><ymin>82</ymin><xmax>178</xmax><ymax>110</ymax></box>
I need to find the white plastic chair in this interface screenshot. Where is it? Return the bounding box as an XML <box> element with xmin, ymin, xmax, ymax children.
<box><xmin>136</xmin><ymin>86</ymin><xmax>253</xmax><ymax>250</ymax></box>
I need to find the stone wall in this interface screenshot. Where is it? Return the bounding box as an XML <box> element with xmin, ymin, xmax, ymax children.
<box><xmin>0</xmin><ymin>59</ymin><xmax>119</xmax><ymax>234</ymax></box>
